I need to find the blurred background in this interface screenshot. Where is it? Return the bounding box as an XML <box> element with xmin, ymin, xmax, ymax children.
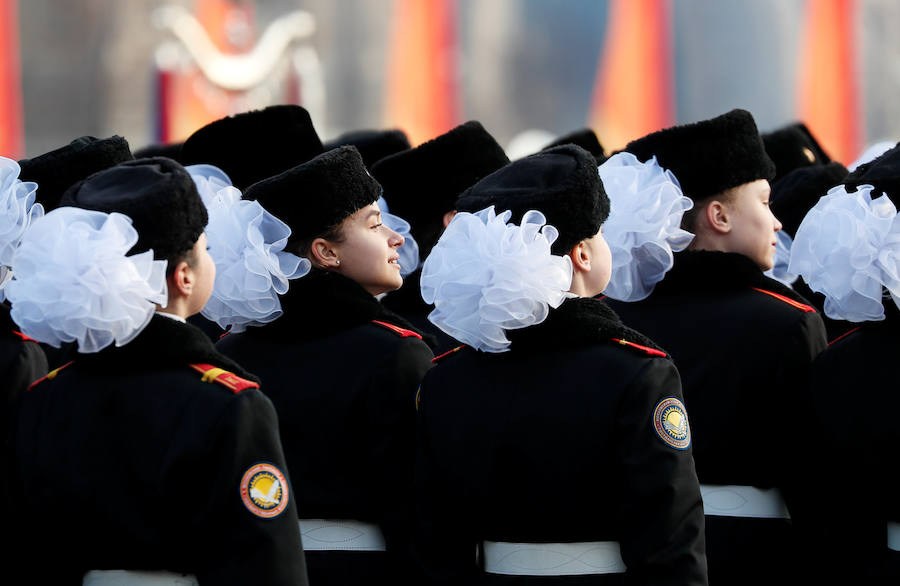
<box><xmin>0</xmin><ymin>0</ymin><xmax>895</xmax><ymax>165</ymax></box>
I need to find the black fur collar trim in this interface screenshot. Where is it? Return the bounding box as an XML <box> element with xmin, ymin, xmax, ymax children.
<box><xmin>77</xmin><ymin>314</ymin><xmax>259</xmax><ymax>382</ymax></box>
<box><xmin>507</xmin><ymin>296</ymin><xmax>666</xmax><ymax>354</ymax></box>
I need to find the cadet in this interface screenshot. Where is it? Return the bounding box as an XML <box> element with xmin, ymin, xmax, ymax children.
<box><xmin>605</xmin><ymin>109</ymin><xmax>828</xmax><ymax>585</ymax></box>
<box><xmin>218</xmin><ymin>146</ymin><xmax>434</xmax><ymax>586</ymax></box>
<box><xmin>8</xmin><ymin>158</ymin><xmax>308</xmax><ymax>585</ymax></box>
<box><xmin>416</xmin><ymin>144</ymin><xmax>707</xmax><ymax>585</ymax></box>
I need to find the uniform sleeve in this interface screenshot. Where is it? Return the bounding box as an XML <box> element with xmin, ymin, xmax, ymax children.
<box><xmin>194</xmin><ymin>389</ymin><xmax>309</xmax><ymax>586</ymax></box>
<box><xmin>615</xmin><ymin>358</ymin><xmax>708</xmax><ymax>586</ymax></box>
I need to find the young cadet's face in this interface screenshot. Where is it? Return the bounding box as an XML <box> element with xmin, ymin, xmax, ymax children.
<box><xmin>722</xmin><ymin>179</ymin><xmax>782</xmax><ymax>271</ymax></box>
<box><xmin>582</xmin><ymin>226</ymin><xmax>613</xmax><ymax>297</ymax></box>
<box><xmin>333</xmin><ymin>203</ymin><xmax>405</xmax><ymax>296</ymax></box>
<box><xmin>188</xmin><ymin>232</ymin><xmax>216</xmax><ymax>316</ymax></box>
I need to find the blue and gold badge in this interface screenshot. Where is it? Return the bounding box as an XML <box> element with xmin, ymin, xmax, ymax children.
<box><xmin>653</xmin><ymin>397</ymin><xmax>691</xmax><ymax>449</ymax></box>
<box><xmin>240</xmin><ymin>463</ymin><xmax>289</xmax><ymax>518</ymax></box>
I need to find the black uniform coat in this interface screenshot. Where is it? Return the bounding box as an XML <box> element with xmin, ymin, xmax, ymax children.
<box><xmin>809</xmin><ymin>305</ymin><xmax>900</xmax><ymax>585</ymax></box>
<box><xmin>381</xmin><ymin>268</ymin><xmax>458</xmax><ymax>354</ymax></box>
<box><xmin>10</xmin><ymin>314</ymin><xmax>308</xmax><ymax>585</ymax></box>
<box><xmin>414</xmin><ymin>297</ymin><xmax>707</xmax><ymax>586</ymax></box>
<box><xmin>217</xmin><ymin>270</ymin><xmax>434</xmax><ymax>586</ymax></box>
<box><xmin>605</xmin><ymin>251</ymin><xmax>827</xmax><ymax>586</ymax></box>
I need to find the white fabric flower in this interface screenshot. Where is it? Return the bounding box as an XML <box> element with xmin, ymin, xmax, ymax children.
<box><xmin>764</xmin><ymin>230</ymin><xmax>798</xmax><ymax>287</ymax></box>
<box><xmin>789</xmin><ymin>184</ymin><xmax>900</xmax><ymax>321</ymax></box>
<box><xmin>598</xmin><ymin>153</ymin><xmax>694</xmax><ymax>301</ymax></box>
<box><xmin>0</xmin><ymin>156</ymin><xmax>43</xmax><ymax>301</ymax></box>
<box><xmin>188</xmin><ymin>164</ymin><xmax>310</xmax><ymax>333</ymax></box>
<box><xmin>6</xmin><ymin>208</ymin><xmax>168</xmax><ymax>352</ymax></box>
<box><xmin>377</xmin><ymin>196</ymin><xmax>420</xmax><ymax>277</ymax></box>
<box><xmin>421</xmin><ymin>206</ymin><xmax>573</xmax><ymax>353</ymax></box>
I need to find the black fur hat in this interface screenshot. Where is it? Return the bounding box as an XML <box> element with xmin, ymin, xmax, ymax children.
<box><xmin>762</xmin><ymin>122</ymin><xmax>831</xmax><ymax>183</ymax></box>
<box><xmin>625</xmin><ymin>109</ymin><xmax>776</xmax><ymax>201</ymax></box>
<box><xmin>455</xmin><ymin>144</ymin><xmax>609</xmax><ymax>255</ymax></box>
<box><xmin>843</xmin><ymin>142</ymin><xmax>900</xmax><ymax>207</ymax></box>
<box><xmin>370</xmin><ymin>121</ymin><xmax>510</xmax><ymax>256</ymax></box>
<box><xmin>243</xmin><ymin>146</ymin><xmax>381</xmax><ymax>247</ymax></box>
<box><xmin>18</xmin><ymin>136</ymin><xmax>134</xmax><ymax>211</ymax></box>
<box><xmin>541</xmin><ymin>128</ymin><xmax>607</xmax><ymax>165</ymax></box>
<box><xmin>133</xmin><ymin>141</ymin><xmax>185</xmax><ymax>163</ymax></box>
<box><xmin>323</xmin><ymin>129</ymin><xmax>411</xmax><ymax>169</ymax></box>
<box><xmin>180</xmin><ymin>105</ymin><xmax>324</xmax><ymax>191</ymax></box>
<box><xmin>771</xmin><ymin>162</ymin><xmax>848</xmax><ymax>238</ymax></box>
<box><xmin>60</xmin><ymin>157</ymin><xmax>207</xmax><ymax>266</ymax></box>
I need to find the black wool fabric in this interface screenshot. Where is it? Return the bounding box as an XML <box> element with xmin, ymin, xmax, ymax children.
<box><xmin>415</xmin><ymin>296</ymin><xmax>706</xmax><ymax>585</ymax></box>
<box><xmin>217</xmin><ymin>269</ymin><xmax>434</xmax><ymax>586</ymax></box>
<box><xmin>18</xmin><ymin>135</ymin><xmax>134</xmax><ymax>211</ymax></box>
<box><xmin>541</xmin><ymin>127</ymin><xmax>607</xmax><ymax>165</ymax></box>
<box><xmin>844</xmin><ymin>141</ymin><xmax>900</xmax><ymax>207</ymax></box>
<box><xmin>9</xmin><ymin>314</ymin><xmax>307</xmax><ymax>585</ymax></box>
<box><xmin>324</xmin><ymin>128</ymin><xmax>411</xmax><ymax>169</ymax></box>
<box><xmin>61</xmin><ymin>157</ymin><xmax>208</xmax><ymax>263</ymax></box>
<box><xmin>380</xmin><ymin>268</ymin><xmax>456</xmax><ymax>354</ymax></box>
<box><xmin>771</xmin><ymin>162</ymin><xmax>848</xmax><ymax>237</ymax></box>
<box><xmin>181</xmin><ymin>104</ymin><xmax>324</xmax><ymax>190</ymax></box>
<box><xmin>244</xmin><ymin>146</ymin><xmax>380</xmax><ymax>249</ymax></box>
<box><xmin>133</xmin><ymin>141</ymin><xmax>185</xmax><ymax>163</ymax></box>
<box><xmin>456</xmin><ymin>144</ymin><xmax>609</xmax><ymax>255</ymax></box>
<box><xmin>762</xmin><ymin>122</ymin><xmax>831</xmax><ymax>183</ymax></box>
<box><xmin>625</xmin><ymin>109</ymin><xmax>776</xmax><ymax>201</ymax></box>
<box><xmin>605</xmin><ymin>250</ymin><xmax>827</xmax><ymax>586</ymax></box>
<box><xmin>370</xmin><ymin>120</ymin><xmax>510</xmax><ymax>256</ymax></box>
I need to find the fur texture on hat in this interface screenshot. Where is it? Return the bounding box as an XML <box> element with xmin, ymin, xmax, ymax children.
<box><xmin>324</xmin><ymin>129</ymin><xmax>411</xmax><ymax>169</ymax></box>
<box><xmin>762</xmin><ymin>122</ymin><xmax>831</xmax><ymax>183</ymax></box>
<box><xmin>18</xmin><ymin>135</ymin><xmax>134</xmax><ymax>211</ymax></box>
<box><xmin>843</xmin><ymin>142</ymin><xmax>900</xmax><ymax>207</ymax></box>
<box><xmin>60</xmin><ymin>157</ymin><xmax>208</xmax><ymax>266</ymax></box>
<box><xmin>370</xmin><ymin>121</ymin><xmax>510</xmax><ymax>256</ymax></box>
<box><xmin>180</xmin><ymin>105</ymin><xmax>324</xmax><ymax>191</ymax></box>
<box><xmin>541</xmin><ymin>128</ymin><xmax>607</xmax><ymax>165</ymax></box>
<box><xmin>133</xmin><ymin>142</ymin><xmax>185</xmax><ymax>163</ymax></box>
<box><xmin>625</xmin><ymin>109</ymin><xmax>776</xmax><ymax>202</ymax></box>
<box><xmin>455</xmin><ymin>144</ymin><xmax>609</xmax><ymax>255</ymax></box>
<box><xmin>243</xmin><ymin>146</ymin><xmax>381</xmax><ymax>248</ymax></box>
<box><xmin>771</xmin><ymin>162</ymin><xmax>848</xmax><ymax>237</ymax></box>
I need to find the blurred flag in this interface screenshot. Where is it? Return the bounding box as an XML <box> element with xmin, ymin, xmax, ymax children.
<box><xmin>385</xmin><ymin>0</ymin><xmax>460</xmax><ymax>146</ymax></box>
<box><xmin>797</xmin><ymin>0</ymin><xmax>860</xmax><ymax>165</ymax></box>
<box><xmin>0</xmin><ymin>0</ymin><xmax>24</xmax><ymax>158</ymax></box>
<box><xmin>589</xmin><ymin>0</ymin><xmax>674</xmax><ymax>152</ymax></box>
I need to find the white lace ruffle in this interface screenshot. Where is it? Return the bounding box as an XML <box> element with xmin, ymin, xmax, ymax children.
<box><xmin>789</xmin><ymin>184</ymin><xmax>900</xmax><ymax>321</ymax></box>
<box><xmin>6</xmin><ymin>208</ymin><xmax>168</xmax><ymax>352</ymax></box>
<box><xmin>421</xmin><ymin>206</ymin><xmax>573</xmax><ymax>353</ymax></box>
<box><xmin>0</xmin><ymin>156</ymin><xmax>43</xmax><ymax>301</ymax></box>
<box><xmin>598</xmin><ymin>153</ymin><xmax>694</xmax><ymax>301</ymax></box>
<box><xmin>188</xmin><ymin>164</ymin><xmax>310</xmax><ymax>333</ymax></box>
<box><xmin>377</xmin><ymin>196</ymin><xmax>420</xmax><ymax>277</ymax></box>
<box><xmin>764</xmin><ymin>230</ymin><xmax>798</xmax><ymax>287</ymax></box>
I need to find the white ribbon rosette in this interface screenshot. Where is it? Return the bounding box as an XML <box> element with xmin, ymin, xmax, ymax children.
<box><xmin>377</xmin><ymin>195</ymin><xmax>420</xmax><ymax>277</ymax></box>
<box><xmin>6</xmin><ymin>207</ymin><xmax>168</xmax><ymax>352</ymax></box>
<box><xmin>789</xmin><ymin>184</ymin><xmax>900</xmax><ymax>321</ymax></box>
<box><xmin>598</xmin><ymin>153</ymin><xmax>694</xmax><ymax>301</ymax></box>
<box><xmin>188</xmin><ymin>164</ymin><xmax>310</xmax><ymax>332</ymax></box>
<box><xmin>0</xmin><ymin>156</ymin><xmax>43</xmax><ymax>300</ymax></box>
<box><xmin>421</xmin><ymin>206</ymin><xmax>573</xmax><ymax>353</ymax></box>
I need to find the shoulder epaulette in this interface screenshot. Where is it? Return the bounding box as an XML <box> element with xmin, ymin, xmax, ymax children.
<box><xmin>828</xmin><ymin>326</ymin><xmax>862</xmax><ymax>348</ymax></box>
<box><xmin>431</xmin><ymin>344</ymin><xmax>467</xmax><ymax>364</ymax></box>
<box><xmin>218</xmin><ymin>331</ymin><xmax>231</xmax><ymax>341</ymax></box>
<box><xmin>611</xmin><ymin>338</ymin><xmax>668</xmax><ymax>358</ymax></box>
<box><xmin>12</xmin><ymin>330</ymin><xmax>38</xmax><ymax>343</ymax></box>
<box><xmin>27</xmin><ymin>361</ymin><xmax>74</xmax><ymax>391</ymax></box>
<box><xmin>751</xmin><ymin>287</ymin><xmax>816</xmax><ymax>313</ymax></box>
<box><xmin>189</xmin><ymin>363</ymin><xmax>259</xmax><ymax>394</ymax></box>
<box><xmin>371</xmin><ymin>320</ymin><xmax>423</xmax><ymax>340</ymax></box>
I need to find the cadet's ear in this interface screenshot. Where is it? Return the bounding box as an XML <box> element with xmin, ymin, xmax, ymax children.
<box><xmin>167</xmin><ymin>260</ymin><xmax>194</xmax><ymax>297</ymax></box>
<box><xmin>704</xmin><ymin>199</ymin><xmax>732</xmax><ymax>235</ymax></box>
<box><xmin>309</xmin><ymin>237</ymin><xmax>340</xmax><ymax>270</ymax></box>
<box><xmin>568</xmin><ymin>240</ymin><xmax>591</xmax><ymax>273</ymax></box>
<box><xmin>442</xmin><ymin>210</ymin><xmax>458</xmax><ymax>228</ymax></box>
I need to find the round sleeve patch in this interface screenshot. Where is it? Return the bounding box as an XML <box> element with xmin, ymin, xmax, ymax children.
<box><xmin>240</xmin><ymin>463</ymin><xmax>289</xmax><ymax>518</ymax></box>
<box><xmin>653</xmin><ymin>397</ymin><xmax>691</xmax><ymax>449</ymax></box>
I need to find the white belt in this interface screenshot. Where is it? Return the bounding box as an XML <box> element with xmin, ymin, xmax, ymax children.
<box><xmin>299</xmin><ymin>518</ymin><xmax>387</xmax><ymax>551</ymax></box>
<box><xmin>482</xmin><ymin>540</ymin><xmax>626</xmax><ymax>576</ymax></box>
<box><xmin>83</xmin><ymin>570</ymin><xmax>198</xmax><ymax>586</ymax></box>
<box><xmin>700</xmin><ymin>484</ymin><xmax>791</xmax><ymax>519</ymax></box>
<box><xmin>888</xmin><ymin>521</ymin><xmax>900</xmax><ymax>552</ymax></box>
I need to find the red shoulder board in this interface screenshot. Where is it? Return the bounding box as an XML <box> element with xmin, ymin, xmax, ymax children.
<box><xmin>431</xmin><ymin>344</ymin><xmax>467</xmax><ymax>364</ymax></box>
<box><xmin>218</xmin><ymin>331</ymin><xmax>231</xmax><ymax>341</ymax></box>
<box><xmin>12</xmin><ymin>330</ymin><xmax>38</xmax><ymax>343</ymax></box>
<box><xmin>828</xmin><ymin>326</ymin><xmax>862</xmax><ymax>348</ymax></box>
<box><xmin>188</xmin><ymin>363</ymin><xmax>259</xmax><ymax>394</ymax></box>
<box><xmin>371</xmin><ymin>320</ymin><xmax>423</xmax><ymax>339</ymax></box>
<box><xmin>27</xmin><ymin>361</ymin><xmax>74</xmax><ymax>391</ymax></box>
<box><xmin>751</xmin><ymin>288</ymin><xmax>816</xmax><ymax>313</ymax></box>
<box><xmin>611</xmin><ymin>338</ymin><xmax>667</xmax><ymax>358</ymax></box>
